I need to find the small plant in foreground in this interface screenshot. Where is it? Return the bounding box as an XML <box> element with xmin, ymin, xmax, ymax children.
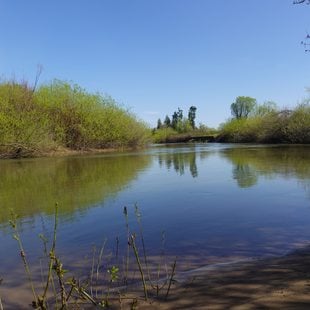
<box><xmin>7</xmin><ymin>204</ymin><xmax>177</xmax><ymax>309</ymax></box>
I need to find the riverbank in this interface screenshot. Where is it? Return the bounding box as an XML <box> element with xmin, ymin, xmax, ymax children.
<box><xmin>0</xmin><ymin>145</ymin><xmax>145</xmax><ymax>159</ymax></box>
<box><xmin>3</xmin><ymin>246</ymin><xmax>310</xmax><ymax>309</ymax></box>
<box><xmin>136</xmin><ymin>246</ymin><xmax>310</xmax><ymax>309</ymax></box>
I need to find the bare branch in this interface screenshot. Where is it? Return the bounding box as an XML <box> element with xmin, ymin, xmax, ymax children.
<box><xmin>293</xmin><ymin>0</ymin><xmax>310</xmax><ymax>4</ymax></box>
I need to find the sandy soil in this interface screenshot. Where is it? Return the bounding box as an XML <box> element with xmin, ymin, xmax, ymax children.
<box><xmin>136</xmin><ymin>247</ymin><xmax>310</xmax><ymax>309</ymax></box>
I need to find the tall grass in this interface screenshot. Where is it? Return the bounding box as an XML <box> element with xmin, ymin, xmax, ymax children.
<box><xmin>218</xmin><ymin>103</ymin><xmax>310</xmax><ymax>143</ymax></box>
<box><xmin>0</xmin><ymin>79</ymin><xmax>150</xmax><ymax>158</ymax></box>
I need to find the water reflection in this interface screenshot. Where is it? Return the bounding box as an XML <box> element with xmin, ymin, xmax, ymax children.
<box><xmin>222</xmin><ymin>146</ymin><xmax>310</xmax><ymax>193</ymax></box>
<box><xmin>157</xmin><ymin>150</ymin><xmax>212</xmax><ymax>178</ymax></box>
<box><xmin>232</xmin><ymin>164</ymin><xmax>258</xmax><ymax>188</ymax></box>
<box><xmin>0</xmin><ymin>155</ymin><xmax>151</xmax><ymax>225</ymax></box>
<box><xmin>1</xmin><ymin>144</ymin><xmax>310</xmax><ymax>308</ymax></box>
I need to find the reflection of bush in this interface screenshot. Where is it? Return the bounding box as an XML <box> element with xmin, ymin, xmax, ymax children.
<box><xmin>222</xmin><ymin>146</ymin><xmax>310</xmax><ymax>190</ymax></box>
<box><xmin>233</xmin><ymin>164</ymin><xmax>258</xmax><ymax>188</ymax></box>
<box><xmin>0</xmin><ymin>155</ymin><xmax>151</xmax><ymax>224</ymax></box>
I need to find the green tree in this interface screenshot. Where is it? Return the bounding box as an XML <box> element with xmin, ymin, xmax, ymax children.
<box><xmin>157</xmin><ymin>118</ymin><xmax>162</xmax><ymax>129</ymax></box>
<box><xmin>188</xmin><ymin>106</ymin><xmax>197</xmax><ymax>129</ymax></box>
<box><xmin>171</xmin><ymin>108</ymin><xmax>183</xmax><ymax>130</ymax></box>
<box><xmin>254</xmin><ymin>101</ymin><xmax>277</xmax><ymax>117</ymax></box>
<box><xmin>171</xmin><ymin>111</ymin><xmax>178</xmax><ymax>129</ymax></box>
<box><xmin>164</xmin><ymin>115</ymin><xmax>171</xmax><ymax>127</ymax></box>
<box><xmin>231</xmin><ymin>96</ymin><xmax>257</xmax><ymax>119</ymax></box>
<box><xmin>177</xmin><ymin>108</ymin><xmax>183</xmax><ymax>120</ymax></box>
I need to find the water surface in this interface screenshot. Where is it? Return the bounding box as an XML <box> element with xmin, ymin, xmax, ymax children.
<box><xmin>1</xmin><ymin>144</ymin><xmax>310</xmax><ymax>301</ymax></box>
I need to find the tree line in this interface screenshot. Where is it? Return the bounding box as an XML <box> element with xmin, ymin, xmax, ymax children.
<box><xmin>156</xmin><ymin>106</ymin><xmax>197</xmax><ymax>132</ymax></box>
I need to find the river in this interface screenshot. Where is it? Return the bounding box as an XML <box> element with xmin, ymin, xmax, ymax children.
<box><xmin>0</xmin><ymin>143</ymin><xmax>310</xmax><ymax>306</ymax></box>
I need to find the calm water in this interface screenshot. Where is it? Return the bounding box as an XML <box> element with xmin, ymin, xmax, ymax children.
<box><xmin>1</xmin><ymin>144</ymin><xmax>310</xmax><ymax>298</ymax></box>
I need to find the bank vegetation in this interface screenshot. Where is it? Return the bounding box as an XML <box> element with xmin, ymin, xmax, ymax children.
<box><xmin>218</xmin><ymin>97</ymin><xmax>310</xmax><ymax>144</ymax></box>
<box><xmin>0</xmin><ymin>79</ymin><xmax>150</xmax><ymax>158</ymax></box>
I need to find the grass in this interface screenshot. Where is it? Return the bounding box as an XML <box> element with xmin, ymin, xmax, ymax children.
<box><xmin>0</xmin><ymin>79</ymin><xmax>150</xmax><ymax>158</ymax></box>
<box><xmin>6</xmin><ymin>204</ymin><xmax>177</xmax><ymax>309</ymax></box>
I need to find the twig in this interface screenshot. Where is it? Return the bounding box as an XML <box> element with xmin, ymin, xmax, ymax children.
<box><xmin>165</xmin><ymin>259</ymin><xmax>177</xmax><ymax>299</ymax></box>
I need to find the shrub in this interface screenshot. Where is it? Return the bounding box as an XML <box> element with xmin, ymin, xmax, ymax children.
<box><xmin>0</xmin><ymin>79</ymin><xmax>150</xmax><ymax>157</ymax></box>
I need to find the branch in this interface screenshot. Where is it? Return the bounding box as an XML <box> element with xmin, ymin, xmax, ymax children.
<box><xmin>293</xmin><ymin>0</ymin><xmax>310</xmax><ymax>4</ymax></box>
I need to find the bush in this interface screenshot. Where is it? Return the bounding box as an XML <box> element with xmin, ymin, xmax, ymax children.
<box><xmin>286</xmin><ymin>104</ymin><xmax>310</xmax><ymax>143</ymax></box>
<box><xmin>218</xmin><ymin>103</ymin><xmax>310</xmax><ymax>144</ymax></box>
<box><xmin>0</xmin><ymin>79</ymin><xmax>150</xmax><ymax>157</ymax></box>
<box><xmin>152</xmin><ymin>127</ymin><xmax>178</xmax><ymax>143</ymax></box>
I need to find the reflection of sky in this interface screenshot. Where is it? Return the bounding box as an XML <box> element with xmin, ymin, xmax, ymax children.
<box><xmin>1</xmin><ymin>145</ymin><xmax>310</xmax><ymax>281</ymax></box>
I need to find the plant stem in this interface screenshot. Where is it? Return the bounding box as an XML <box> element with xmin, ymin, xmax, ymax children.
<box><xmin>165</xmin><ymin>259</ymin><xmax>177</xmax><ymax>299</ymax></box>
<box><xmin>130</xmin><ymin>235</ymin><xmax>148</xmax><ymax>300</ymax></box>
<box><xmin>42</xmin><ymin>203</ymin><xmax>58</xmax><ymax>304</ymax></box>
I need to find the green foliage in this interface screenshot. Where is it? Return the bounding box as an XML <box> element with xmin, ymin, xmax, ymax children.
<box><xmin>231</xmin><ymin>96</ymin><xmax>257</xmax><ymax>119</ymax></box>
<box><xmin>163</xmin><ymin>115</ymin><xmax>171</xmax><ymax>127</ymax></box>
<box><xmin>0</xmin><ymin>79</ymin><xmax>150</xmax><ymax>158</ymax></box>
<box><xmin>157</xmin><ymin>118</ymin><xmax>162</xmax><ymax>129</ymax></box>
<box><xmin>107</xmin><ymin>266</ymin><xmax>119</xmax><ymax>282</ymax></box>
<box><xmin>0</xmin><ymin>81</ymin><xmax>55</xmax><ymax>157</ymax></box>
<box><xmin>253</xmin><ymin>101</ymin><xmax>277</xmax><ymax>117</ymax></box>
<box><xmin>171</xmin><ymin>108</ymin><xmax>183</xmax><ymax>130</ymax></box>
<box><xmin>154</xmin><ymin>106</ymin><xmax>201</xmax><ymax>142</ymax></box>
<box><xmin>188</xmin><ymin>106</ymin><xmax>197</xmax><ymax>129</ymax></box>
<box><xmin>152</xmin><ymin>127</ymin><xmax>178</xmax><ymax>143</ymax></box>
<box><xmin>219</xmin><ymin>103</ymin><xmax>310</xmax><ymax>143</ymax></box>
<box><xmin>286</xmin><ymin>104</ymin><xmax>310</xmax><ymax>143</ymax></box>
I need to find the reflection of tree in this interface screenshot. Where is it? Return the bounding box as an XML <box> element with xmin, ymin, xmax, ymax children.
<box><xmin>299</xmin><ymin>180</ymin><xmax>310</xmax><ymax>199</ymax></box>
<box><xmin>189</xmin><ymin>154</ymin><xmax>198</xmax><ymax>178</ymax></box>
<box><xmin>233</xmin><ymin>164</ymin><xmax>258</xmax><ymax>188</ymax></box>
<box><xmin>222</xmin><ymin>146</ymin><xmax>310</xmax><ymax>190</ymax></box>
<box><xmin>158</xmin><ymin>152</ymin><xmax>198</xmax><ymax>178</ymax></box>
<box><xmin>0</xmin><ymin>155</ymin><xmax>151</xmax><ymax>224</ymax></box>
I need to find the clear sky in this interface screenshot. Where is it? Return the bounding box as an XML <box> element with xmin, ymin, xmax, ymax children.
<box><xmin>1</xmin><ymin>0</ymin><xmax>310</xmax><ymax>128</ymax></box>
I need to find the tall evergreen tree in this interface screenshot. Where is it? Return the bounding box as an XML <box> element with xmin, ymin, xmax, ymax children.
<box><xmin>164</xmin><ymin>115</ymin><xmax>171</xmax><ymax>127</ymax></box>
<box><xmin>157</xmin><ymin>118</ymin><xmax>162</xmax><ymax>129</ymax></box>
<box><xmin>188</xmin><ymin>106</ymin><xmax>197</xmax><ymax>129</ymax></box>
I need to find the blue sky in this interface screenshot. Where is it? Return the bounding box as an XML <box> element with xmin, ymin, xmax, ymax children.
<box><xmin>0</xmin><ymin>0</ymin><xmax>310</xmax><ymax>128</ymax></box>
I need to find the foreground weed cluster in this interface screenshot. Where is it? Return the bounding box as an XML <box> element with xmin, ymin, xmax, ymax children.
<box><xmin>4</xmin><ymin>204</ymin><xmax>176</xmax><ymax>309</ymax></box>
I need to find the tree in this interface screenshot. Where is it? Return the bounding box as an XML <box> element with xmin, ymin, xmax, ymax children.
<box><xmin>231</xmin><ymin>96</ymin><xmax>257</xmax><ymax>119</ymax></box>
<box><xmin>157</xmin><ymin>118</ymin><xmax>162</xmax><ymax>129</ymax></box>
<box><xmin>171</xmin><ymin>111</ymin><xmax>178</xmax><ymax>129</ymax></box>
<box><xmin>254</xmin><ymin>101</ymin><xmax>277</xmax><ymax>117</ymax></box>
<box><xmin>177</xmin><ymin>108</ymin><xmax>183</xmax><ymax>121</ymax></box>
<box><xmin>171</xmin><ymin>108</ymin><xmax>183</xmax><ymax>129</ymax></box>
<box><xmin>188</xmin><ymin>106</ymin><xmax>197</xmax><ymax>129</ymax></box>
<box><xmin>164</xmin><ymin>115</ymin><xmax>171</xmax><ymax>127</ymax></box>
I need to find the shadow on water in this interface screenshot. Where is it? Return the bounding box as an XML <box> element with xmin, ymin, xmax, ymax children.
<box><xmin>0</xmin><ymin>154</ymin><xmax>151</xmax><ymax>226</ymax></box>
